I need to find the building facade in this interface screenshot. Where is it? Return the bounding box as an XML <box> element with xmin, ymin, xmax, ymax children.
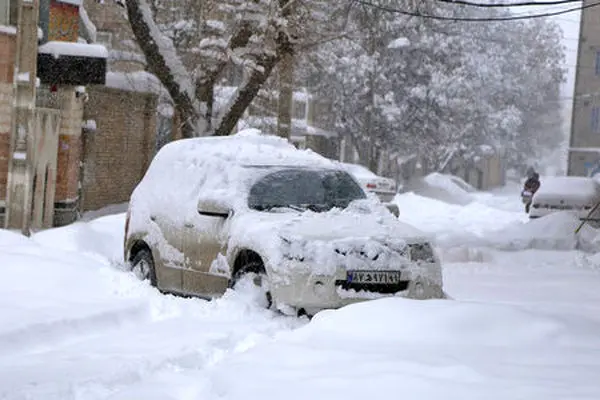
<box><xmin>568</xmin><ymin>0</ymin><xmax>600</xmax><ymax>176</ymax></box>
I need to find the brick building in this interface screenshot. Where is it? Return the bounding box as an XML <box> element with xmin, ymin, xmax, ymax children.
<box><xmin>0</xmin><ymin>28</ymin><xmax>17</xmax><ymax>221</ymax></box>
<box><xmin>0</xmin><ymin>0</ymin><xmax>161</xmax><ymax>228</ymax></box>
<box><xmin>77</xmin><ymin>0</ymin><xmax>161</xmax><ymax>214</ymax></box>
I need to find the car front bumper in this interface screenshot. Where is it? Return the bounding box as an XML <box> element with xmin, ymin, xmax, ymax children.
<box><xmin>269</xmin><ymin>264</ymin><xmax>444</xmax><ymax>314</ymax></box>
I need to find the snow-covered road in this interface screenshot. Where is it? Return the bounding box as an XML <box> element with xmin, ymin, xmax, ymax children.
<box><xmin>2</xmin><ymin>182</ymin><xmax>600</xmax><ymax>400</ymax></box>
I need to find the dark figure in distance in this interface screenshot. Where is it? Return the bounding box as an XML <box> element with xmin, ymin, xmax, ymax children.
<box><xmin>522</xmin><ymin>171</ymin><xmax>541</xmax><ymax>213</ymax></box>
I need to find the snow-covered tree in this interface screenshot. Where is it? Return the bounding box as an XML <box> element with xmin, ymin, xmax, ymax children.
<box><xmin>303</xmin><ymin>0</ymin><xmax>566</xmax><ymax>173</ymax></box>
<box><xmin>125</xmin><ymin>0</ymin><xmax>298</xmax><ymax>138</ymax></box>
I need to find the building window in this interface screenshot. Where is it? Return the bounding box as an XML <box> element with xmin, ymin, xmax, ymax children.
<box><xmin>592</xmin><ymin>107</ymin><xmax>600</xmax><ymax>133</ymax></box>
<box><xmin>596</xmin><ymin>51</ymin><xmax>600</xmax><ymax>76</ymax></box>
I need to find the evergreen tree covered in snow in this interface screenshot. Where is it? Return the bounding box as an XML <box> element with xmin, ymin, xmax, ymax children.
<box><xmin>301</xmin><ymin>0</ymin><xmax>566</xmax><ymax>172</ymax></box>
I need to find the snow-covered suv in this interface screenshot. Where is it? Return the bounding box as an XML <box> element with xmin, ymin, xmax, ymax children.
<box><xmin>124</xmin><ymin>129</ymin><xmax>444</xmax><ymax>315</ymax></box>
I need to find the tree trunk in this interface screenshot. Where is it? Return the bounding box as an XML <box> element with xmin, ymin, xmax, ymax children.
<box><xmin>214</xmin><ymin>53</ymin><xmax>281</xmax><ymax>136</ymax></box>
<box><xmin>277</xmin><ymin>52</ymin><xmax>294</xmax><ymax>139</ymax></box>
<box><xmin>126</xmin><ymin>0</ymin><xmax>199</xmax><ymax>138</ymax></box>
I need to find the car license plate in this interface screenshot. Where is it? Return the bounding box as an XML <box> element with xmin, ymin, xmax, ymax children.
<box><xmin>347</xmin><ymin>270</ymin><xmax>402</xmax><ymax>284</ymax></box>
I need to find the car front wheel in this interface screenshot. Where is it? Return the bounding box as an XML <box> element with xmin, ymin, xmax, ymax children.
<box><xmin>229</xmin><ymin>261</ymin><xmax>273</xmax><ymax>309</ymax></box>
<box><xmin>130</xmin><ymin>248</ymin><xmax>157</xmax><ymax>286</ymax></box>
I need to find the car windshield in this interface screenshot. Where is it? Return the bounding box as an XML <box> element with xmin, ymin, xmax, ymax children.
<box><xmin>248</xmin><ymin>168</ymin><xmax>366</xmax><ymax>212</ymax></box>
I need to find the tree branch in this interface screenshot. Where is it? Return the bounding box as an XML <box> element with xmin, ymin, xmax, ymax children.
<box><xmin>125</xmin><ymin>0</ymin><xmax>199</xmax><ymax>138</ymax></box>
<box><xmin>195</xmin><ymin>21</ymin><xmax>255</xmax><ymax>102</ymax></box>
<box><xmin>213</xmin><ymin>2</ymin><xmax>296</xmax><ymax>136</ymax></box>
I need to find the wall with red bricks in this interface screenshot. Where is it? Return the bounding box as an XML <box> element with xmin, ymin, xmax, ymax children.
<box><xmin>0</xmin><ymin>31</ymin><xmax>15</xmax><ymax>212</ymax></box>
<box><xmin>0</xmin><ymin>31</ymin><xmax>16</xmax><ymax>84</ymax></box>
<box><xmin>81</xmin><ymin>86</ymin><xmax>157</xmax><ymax>212</ymax></box>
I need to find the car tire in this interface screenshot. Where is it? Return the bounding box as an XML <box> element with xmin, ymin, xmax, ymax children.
<box><xmin>229</xmin><ymin>261</ymin><xmax>273</xmax><ymax>309</ymax></box>
<box><xmin>130</xmin><ymin>248</ymin><xmax>157</xmax><ymax>287</ymax></box>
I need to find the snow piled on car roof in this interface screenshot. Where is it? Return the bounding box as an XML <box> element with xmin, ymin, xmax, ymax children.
<box><xmin>128</xmin><ymin>129</ymin><xmax>341</xmax><ymax>233</ymax></box>
<box><xmin>156</xmin><ymin>128</ymin><xmax>335</xmax><ymax>169</ymax></box>
<box><xmin>339</xmin><ymin>162</ymin><xmax>378</xmax><ymax>179</ymax></box>
<box><xmin>533</xmin><ymin>176</ymin><xmax>600</xmax><ymax>205</ymax></box>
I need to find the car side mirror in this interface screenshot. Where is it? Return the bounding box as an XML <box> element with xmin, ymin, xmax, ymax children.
<box><xmin>386</xmin><ymin>203</ymin><xmax>400</xmax><ymax>218</ymax></box>
<box><xmin>197</xmin><ymin>197</ymin><xmax>232</xmax><ymax>218</ymax></box>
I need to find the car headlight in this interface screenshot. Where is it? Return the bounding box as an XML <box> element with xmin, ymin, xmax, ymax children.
<box><xmin>408</xmin><ymin>243</ymin><xmax>435</xmax><ymax>264</ymax></box>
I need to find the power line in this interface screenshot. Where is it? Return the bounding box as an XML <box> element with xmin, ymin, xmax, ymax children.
<box><xmin>436</xmin><ymin>0</ymin><xmax>581</xmax><ymax>8</ymax></box>
<box><xmin>354</xmin><ymin>0</ymin><xmax>599</xmax><ymax>22</ymax></box>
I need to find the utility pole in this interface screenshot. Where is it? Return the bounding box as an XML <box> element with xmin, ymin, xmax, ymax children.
<box><xmin>277</xmin><ymin>52</ymin><xmax>294</xmax><ymax>139</ymax></box>
<box><xmin>276</xmin><ymin>0</ymin><xmax>295</xmax><ymax>140</ymax></box>
<box><xmin>4</xmin><ymin>0</ymin><xmax>40</xmax><ymax>235</ymax></box>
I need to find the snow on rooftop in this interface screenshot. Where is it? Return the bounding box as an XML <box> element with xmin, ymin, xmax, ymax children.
<box><xmin>340</xmin><ymin>162</ymin><xmax>378</xmax><ymax>179</ymax></box>
<box><xmin>38</xmin><ymin>41</ymin><xmax>108</xmax><ymax>59</ymax></box>
<box><xmin>0</xmin><ymin>25</ymin><xmax>17</xmax><ymax>36</ymax></box>
<box><xmin>109</xmin><ymin>50</ymin><xmax>147</xmax><ymax>65</ymax></box>
<box><xmin>56</xmin><ymin>0</ymin><xmax>83</xmax><ymax>5</ymax></box>
<box><xmin>105</xmin><ymin>71</ymin><xmax>161</xmax><ymax>94</ymax></box>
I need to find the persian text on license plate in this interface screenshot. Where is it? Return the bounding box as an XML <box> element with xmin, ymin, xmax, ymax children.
<box><xmin>347</xmin><ymin>270</ymin><xmax>402</xmax><ymax>284</ymax></box>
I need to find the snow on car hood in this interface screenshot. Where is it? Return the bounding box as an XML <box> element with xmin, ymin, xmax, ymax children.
<box><xmin>277</xmin><ymin>206</ymin><xmax>425</xmax><ymax>243</ymax></box>
<box><xmin>228</xmin><ymin>200</ymin><xmax>433</xmax><ymax>275</ymax></box>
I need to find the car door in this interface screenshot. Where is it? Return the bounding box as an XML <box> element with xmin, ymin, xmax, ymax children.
<box><xmin>180</xmin><ymin>210</ymin><xmax>230</xmax><ymax>297</ymax></box>
<box><xmin>149</xmin><ymin>212</ymin><xmax>184</xmax><ymax>293</ymax></box>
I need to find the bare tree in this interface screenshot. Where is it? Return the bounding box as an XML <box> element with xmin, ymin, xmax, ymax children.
<box><xmin>124</xmin><ymin>0</ymin><xmax>296</xmax><ymax>138</ymax></box>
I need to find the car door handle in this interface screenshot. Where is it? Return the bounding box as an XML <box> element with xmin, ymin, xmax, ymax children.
<box><xmin>184</xmin><ymin>222</ymin><xmax>194</xmax><ymax>228</ymax></box>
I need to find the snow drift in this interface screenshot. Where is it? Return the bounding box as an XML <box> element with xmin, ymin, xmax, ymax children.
<box><xmin>402</xmin><ymin>173</ymin><xmax>476</xmax><ymax>205</ymax></box>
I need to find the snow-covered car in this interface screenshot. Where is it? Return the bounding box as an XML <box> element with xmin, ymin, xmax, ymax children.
<box><xmin>340</xmin><ymin>162</ymin><xmax>398</xmax><ymax>213</ymax></box>
<box><xmin>529</xmin><ymin>176</ymin><xmax>600</xmax><ymax>225</ymax></box>
<box><xmin>124</xmin><ymin>129</ymin><xmax>444</xmax><ymax>315</ymax></box>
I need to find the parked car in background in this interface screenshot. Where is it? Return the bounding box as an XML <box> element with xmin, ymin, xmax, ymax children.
<box><xmin>529</xmin><ymin>176</ymin><xmax>600</xmax><ymax>226</ymax></box>
<box><xmin>124</xmin><ymin>130</ymin><xmax>444</xmax><ymax>316</ymax></box>
<box><xmin>340</xmin><ymin>162</ymin><xmax>398</xmax><ymax>214</ymax></box>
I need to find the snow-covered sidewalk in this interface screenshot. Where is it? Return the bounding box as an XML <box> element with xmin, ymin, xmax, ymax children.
<box><xmin>1</xmin><ymin>182</ymin><xmax>600</xmax><ymax>399</ymax></box>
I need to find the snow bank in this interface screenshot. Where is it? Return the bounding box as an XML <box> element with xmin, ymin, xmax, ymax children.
<box><xmin>395</xmin><ymin>192</ymin><xmax>523</xmax><ymax>238</ymax></box>
<box><xmin>302</xmin><ymin>298</ymin><xmax>576</xmax><ymax>346</ymax></box>
<box><xmin>440</xmin><ymin>212</ymin><xmax>600</xmax><ymax>253</ymax></box>
<box><xmin>3</xmin><ymin>183</ymin><xmax>600</xmax><ymax>399</ymax></box>
<box><xmin>403</xmin><ymin>173</ymin><xmax>476</xmax><ymax>205</ymax></box>
<box><xmin>32</xmin><ymin>214</ymin><xmax>126</xmax><ymax>265</ymax></box>
<box><xmin>396</xmin><ymin>192</ymin><xmax>600</xmax><ymax>254</ymax></box>
<box><xmin>0</xmin><ymin>229</ymin><xmax>33</xmax><ymax>248</ymax></box>
<box><xmin>201</xmin><ymin>297</ymin><xmax>600</xmax><ymax>400</ymax></box>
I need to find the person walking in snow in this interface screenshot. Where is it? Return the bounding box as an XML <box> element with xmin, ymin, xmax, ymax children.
<box><xmin>522</xmin><ymin>171</ymin><xmax>541</xmax><ymax>213</ymax></box>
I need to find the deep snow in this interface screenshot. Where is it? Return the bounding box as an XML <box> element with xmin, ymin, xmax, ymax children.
<box><xmin>1</xmin><ymin>180</ymin><xmax>600</xmax><ymax>399</ymax></box>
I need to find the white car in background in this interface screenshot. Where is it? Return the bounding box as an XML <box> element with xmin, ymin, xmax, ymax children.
<box><xmin>529</xmin><ymin>176</ymin><xmax>600</xmax><ymax>226</ymax></box>
<box><xmin>340</xmin><ymin>163</ymin><xmax>398</xmax><ymax>210</ymax></box>
<box><xmin>124</xmin><ymin>130</ymin><xmax>444</xmax><ymax>316</ymax></box>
